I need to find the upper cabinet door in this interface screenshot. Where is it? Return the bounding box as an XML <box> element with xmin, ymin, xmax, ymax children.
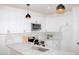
<box><xmin>46</xmin><ymin>13</ymin><xmax>72</xmax><ymax>32</ymax></box>
<box><xmin>46</xmin><ymin>17</ymin><xmax>62</xmax><ymax>32</ymax></box>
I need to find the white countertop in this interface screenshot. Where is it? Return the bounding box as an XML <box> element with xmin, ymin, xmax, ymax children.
<box><xmin>7</xmin><ymin>43</ymin><xmax>74</xmax><ymax>55</ymax></box>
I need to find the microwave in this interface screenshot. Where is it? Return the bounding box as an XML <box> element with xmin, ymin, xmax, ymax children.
<box><xmin>31</xmin><ymin>23</ymin><xmax>41</xmax><ymax>31</ymax></box>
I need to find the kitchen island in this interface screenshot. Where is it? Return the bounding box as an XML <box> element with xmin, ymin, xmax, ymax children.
<box><xmin>7</xmin><ymin>43</ymin><xmax>74</xmax><ymax>55</ymax></box>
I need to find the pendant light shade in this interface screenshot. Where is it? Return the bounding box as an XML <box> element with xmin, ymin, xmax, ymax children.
<box><xmin>56</xmin><ymin>4</ymin><xmax>65</xmax><ymax>13</ymax></box>
<box><xmin>25</xmin><ymin>4</ymin><xmax>31</xmax><ymax>18</ymax></box>
<box><xmin>25</xmin><ymin>13</ymin><xmax>31</xmax><ymax>18</ymax></box>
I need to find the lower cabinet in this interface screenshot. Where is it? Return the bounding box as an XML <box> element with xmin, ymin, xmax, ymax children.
<box><xmin>8</xmin><ymin>47</ymin><xmax>22</xmax><ymax>55</ymax></box>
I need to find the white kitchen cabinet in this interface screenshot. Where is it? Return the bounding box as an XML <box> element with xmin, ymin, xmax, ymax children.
<box><xmin>0</xmin><ymin>5</ymin><xmax>47</xmax><ymax>34</ymax></box>
<box><xmin>46</xmin><ymin>13</ymin><xmax>72</xmax><ymax>32</ymax></box>
<box><xmin>46</xmin><ymin>12</ymin><xmax>73</xmax><ymax>52</ymax></box>
<box><xmin>0</xmin><ymin>35</ymin><xmax>10</xmax><ymax>54</ymax></box>
<box><xmin>46</xmin><ymin>17</ymin><xmax>60</xmax><ymax>32</ymax></box>
<box><xmin>72</xmin><ymin>7</ymin><xmax>79</xmax><ymax>54</ymax></box>
<box><xmin>61</xmin><ymin>25</ymin><xmax>73</xmax><ymax>52</ymax></box>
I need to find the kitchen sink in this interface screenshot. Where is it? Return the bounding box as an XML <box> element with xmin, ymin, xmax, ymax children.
<box><xmin>31</xmin><ymin>46</ymin><xmax>49</xmax><ymax>52</ymax></box>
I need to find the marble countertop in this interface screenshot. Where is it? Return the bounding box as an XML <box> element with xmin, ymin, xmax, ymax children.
<box><xmin>7</xmin><ymin>43</ymin><xmax>74</xmax><ymax>55</ymax></box>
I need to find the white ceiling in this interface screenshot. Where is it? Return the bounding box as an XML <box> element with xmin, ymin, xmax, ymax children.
<box><xmin>1</xmin><ymin>4</ymin><xmax>79</xmax><ymax>15</ymax></box>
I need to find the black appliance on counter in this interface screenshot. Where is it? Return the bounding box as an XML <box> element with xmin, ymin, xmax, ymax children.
<box><xmin>28</xmin><ymin>37</ymin><xmax>35</xmax><ymax>42</ymax></box>
<box><xmin>28</xmin><ymin>36</ymin><xmax>39</xmax><ymax>45</ymax></box>
<box><xmin>28</xmin><ymin>36</ymin><xmax>45</xmax><ymax>47</ymax></box>
<box><xmin>31</xmin><ymin>23</ymin><xmax>41</xmax><ymax>31</ymax></box>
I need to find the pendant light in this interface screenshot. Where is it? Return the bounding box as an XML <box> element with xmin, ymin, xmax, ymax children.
<box><xmin>25</xmin><ymin>4</ymin><xmax>31</xmax><ymax>18</ymax></box>
<box><xmin>56</xmin><ymin>4</ymin><xmax>65</xmax><ymax>13</ymax></box>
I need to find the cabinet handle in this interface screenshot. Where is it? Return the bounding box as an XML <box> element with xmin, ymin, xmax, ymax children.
<box><xmin>77</xmin><ymin>42</ymin><xmax>79</xmax><ymax>44</ymax></box>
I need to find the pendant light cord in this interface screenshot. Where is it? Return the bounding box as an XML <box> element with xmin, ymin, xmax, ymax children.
<box><xmin>27</xmin><ymin>4</ymin><xmax>30</xmax><ymax>14</ymax></box>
